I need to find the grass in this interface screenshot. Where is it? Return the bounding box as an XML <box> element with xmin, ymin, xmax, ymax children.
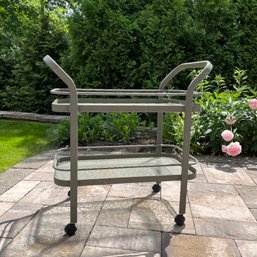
<box><xmin>0</xmin><ymin>119</ymin><xmax>57</xmax><ymax>173</ymax></box>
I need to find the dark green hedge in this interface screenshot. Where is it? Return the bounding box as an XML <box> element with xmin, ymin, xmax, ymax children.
<box><xmin>64</xmin><ymin>0</ymin><xmax>257</xmax><ymax>91</ymax></box>
<box><xmin>1</xmin><ymin>0</ymin><xmax>257</xmax><ymax>113</ymax></box>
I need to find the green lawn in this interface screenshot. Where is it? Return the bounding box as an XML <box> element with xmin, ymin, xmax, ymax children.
<box><xmin>0</xmin><ymin>119</ymin><xmax>57</xmax><ymax>173</ymax></box>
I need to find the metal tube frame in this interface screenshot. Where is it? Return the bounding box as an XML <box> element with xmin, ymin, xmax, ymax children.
<box><xmin>44</xmin><ymin>55</ymin><xmax>212</xmax><ymax>227</ymax></box>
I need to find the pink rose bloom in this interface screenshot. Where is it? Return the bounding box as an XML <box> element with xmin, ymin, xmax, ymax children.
<box><xmin>249</xmin><ymin>99</ymin><xmax>257</xmax><ymax>110</ymax></box>
<box><xmin>225</xmin><ymin>116</ymin><xmax>236</xmax><ymax>125</ymax></box>
<box><xmin>226</xmin><ymin>142</ymin><xmax>242</xmax><ymax>157</ymax></box>
<box><xmin>221</xmin><ymin>145</ymin><xmax>227</xmax><ymax>153</ymax></box>
<box><xmin>221</xmin><ymin>130</ymin><xmax>234</xmax><ymax>142</ymax></box>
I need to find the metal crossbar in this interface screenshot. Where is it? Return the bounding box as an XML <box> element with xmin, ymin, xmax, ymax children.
<box><xmin>43</xmin><ymin>55</ymin><xmax>212</xmax><ymax>236</ymax></box>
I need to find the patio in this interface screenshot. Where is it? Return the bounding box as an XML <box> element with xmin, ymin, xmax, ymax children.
<box><xmin>0</xmin><ymin>150</ymin><xmax>257</xmax><ymax>256</ymax></box>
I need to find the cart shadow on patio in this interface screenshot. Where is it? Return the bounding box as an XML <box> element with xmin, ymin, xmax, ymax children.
<box><xmin>0</xmin><ymin>191</ymin><xmax>187</xmax><ymax>256</ymax></box>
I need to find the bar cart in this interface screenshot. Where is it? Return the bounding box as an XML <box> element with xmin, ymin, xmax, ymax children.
<box><xmin>43</xmin><ymin>55</ymin><xmax>212</xmax><ymax>236</ymax></box>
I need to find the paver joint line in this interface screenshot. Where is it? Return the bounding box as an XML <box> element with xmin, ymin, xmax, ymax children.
<box><xmin>0</xmin><ymin>152</ymin><xmax>257</xmax><ymax>256</ymax></box>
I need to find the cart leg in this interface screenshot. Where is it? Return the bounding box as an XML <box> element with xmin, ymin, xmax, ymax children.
<box><xmin>65</xmin><ymin>119</ymin><xmax>78</xmax><ymax>236</ymax></box>
<box><xmin>175</xmin><ymin>110</ymin><xmax>192</xmax><ymax>226</ymax></box>
<box><xmin>70</xmin><ymin>184</ymin><xmax>78</xmax><ymax>223</ymax></box>
<box><xmin>65</xmin><ymin>185</ymin><xmax>78</xmax><ymax>236</ymax></box>
<box><xmin>156</xmin><ymin>112</ymin><xmax>163</xmax><ymax>154</ymax></box>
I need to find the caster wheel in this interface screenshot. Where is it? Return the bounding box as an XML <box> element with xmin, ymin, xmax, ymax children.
<box><xmin>152</xmin><ymin>183</ymin><xmax>161</xmax><ymax>193</ymax></box>
<box><xmin>64</xmin><ymin>223</ymin><xmax>77</xmax><ymax>236</ymax></box>
<box><xmin>174</xmin><ymin>214</ymin><xmax>185</xmax><ymax>226</ymax></box>
<box><xmin>67</xmin><ymin>190</ymin><xmax>70</xmax><ymax>197</ymax></box>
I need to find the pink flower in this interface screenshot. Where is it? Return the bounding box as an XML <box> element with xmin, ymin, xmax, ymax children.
<box><xmin>249</xmin><ymin>99</ymin><xmax>257</xmax><ymax>110</ymax></box>
<box><xmin>225</xmin><ymin>116</ymin><xmax>236</xmax><ymax>125</ymax></box>
<box><xmin>221</xmin><ymin>145</ymin><xmax>227</xmax><ymax>153</ymax></box>
<box><xmin>226</xmin><ymin>142</ymin><xmax>242</xmax><ymax>157</ymax></box>
<box><xmin>221</xmin><ymin>130</ymin><xmax>234</xmax><ymax>142</ymax></box>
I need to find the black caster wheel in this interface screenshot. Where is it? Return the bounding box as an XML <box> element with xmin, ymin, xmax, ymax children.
<box><xmin>152</xmin><ymin>183</ymin><xmax>161</xmax><ymax>193</ymax></box>
<box><xmin>67</xmin><ymin>190</ymin><xmax>70</xmax><ymax>197</ymax></box>
<box><xmin>64</xmin><ymin>223</ymin><xmax>77</xmax><ymax>236</ymax></box>
<box><xmin>174</xmin><ymin>214</ymin><xmax>185</xmax><ymax>226</ymax></box>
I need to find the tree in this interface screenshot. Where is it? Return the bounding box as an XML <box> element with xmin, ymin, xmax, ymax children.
<box><xmin>64</xmin><ymin>0</ymin><xmax>193</xmax><ymax>89</ymax></box>
<box><xmin>0</xmin><ymin>0</ymin><xmax>71</xmax><ymax>113</ymax></box>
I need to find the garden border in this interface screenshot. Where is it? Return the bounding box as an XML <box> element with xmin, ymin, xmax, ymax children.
<box><xmin>0</xmin><ymin>111</ymin><xmax>68</xmax><ymax>123</ymax></box>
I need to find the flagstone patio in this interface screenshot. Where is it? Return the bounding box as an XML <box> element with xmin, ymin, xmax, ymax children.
<box><xmin>0</xmin><ymin>151</ymin><xmax>257</xmax><ymax>256</ymax></box>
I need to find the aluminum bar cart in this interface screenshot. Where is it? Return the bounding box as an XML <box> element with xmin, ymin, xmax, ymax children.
<box><xmin>43</xmin><ymin>55</ymin><xmax>212</xmax><ymax>236</ymax></box>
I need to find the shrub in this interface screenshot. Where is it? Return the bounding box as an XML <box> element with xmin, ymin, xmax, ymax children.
<box><xmin>163</xmin><ymin>67</ymin><xmax>257</xmax><ymax>155</ymax></box>
<box><xmin>54</xmin><ymin>112</ymin><xmax>146</xmax><ymax>145</ymax></box>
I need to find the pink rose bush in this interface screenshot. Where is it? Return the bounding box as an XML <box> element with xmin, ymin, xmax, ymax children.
<box><xmin>221</xmin><ymin>145</ymin><xmax>227</xmax><ymax>153</ymax></box>
<box><xmin>226</xmin><ymin>142</ymin><xmax>242</xmax><ymax>156</ymax></box>
<box><xmin>221</xmin><ymin>130</ymin><xmax>234</xmax><ymax>142</ymax></box>
<box><xmin>221</xmin><ymin>142</ymin><xmax>242</xmax><ymax>156</ymax></box>
<box><xmin>220</xmin><ymin>98</ymin><xmax>257</xmax><ymax>156</ymax></box>
<box><xmin>225</xmin><ymin>116</ymin><xmax>236</xmax><ymax>125</ymax></box>
<box><xmin>221</xmin><ymin>129</ymin><xmax>241</xmax><ymax>157</ymax></box>
<box><xmin>249</xmin><ymin>99</ymin><xmax>257</xmax><ymax>110</ymax></box>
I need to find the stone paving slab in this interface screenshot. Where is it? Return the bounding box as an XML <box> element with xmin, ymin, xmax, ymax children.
<box><xmin>0</xmin><ymin>202</ymin><xmax>15</xmax><ymax>217</ymax></box>
<box><xmin>0</xmin><ymin>180</ymin><xmax>40</xmax><ymax>203</ymax></box>
<box><xmin>23</xmin><ymin>160</ymin><xmax>55</xmax><ymax>182</ymax></box>
<box><xmin>0</xmin><ymin>202</ymin><xmax>43</xmax><ymax>238</ymax></box>
<box><xmin>194</xmin><ymin>217</ymin><xmax>257</xmax><ymax>240</ymax></box>
<box><xmin>236</xmin><ymin>185</ymin><xmax>257</xmax><ymax>208</ymax></box>
<box><xmin>128</xmin><ymin>198</ymin><xmax>175</xmax><ymax>232</ymax></box>
<box><xmin>13</xmin><ymin>150</ymin><xmax>55</xmax><ymax>169</ymax></box>
<box><xmin>250</xmin><ymin>209</ymin><xmax>257</xmax><ymax>220</ymax></box>
<box><xmin>197</xmin><ymin>155</ymin><xmax>257</xmax><ymax>165</ymax></box>
<box><xmin>245</xmin><ymin>169</ymin><xmax>257</xmax><ymax>185</ymax></box>
<box><xmin>19</xmin><ymin>182</ymin><xmax>68</xmax><ymax>205</ymax></box>
<box><xmin>162</xmin><ymin>234</ymin><xmax>241</xmax><ymax>257</ymax></box>
<box><xmin>236</xmin><ymin>240</ymin><xmax>257</xmax><ymax>257</ymax></box>
<box><xmin>96</xmin><ymin>197</ymin><xmax>133</xmax><ymax>228</ymax></box>
<box><xmin>0</xmin><ymin>238</ymin><xmax>12</xmax><ymax>253</ymax></box>
<box><xmin>128</xmin><ymin>199</ymin><xmax>195</xmax><ymax>234</ymax></box>
<box><xmin>86</xmin><ymin>225</ymin><xmax>161</xmax><ymax>253</ymax></box>
<box><xmin>161</xmin><ymin>181</ymin><xmax>188</xmax><ymax>202</ymax></box>
<box><xmin>0</xmin><ymin>203</ymin><xmax>102</xmax><ymax>257</ymax></box>
<box><xmin>192</xmin><ymin>162</ymin><xmax>204</xmax><ymax>174</ymax></box>
<box><xmin>189</xmin><ymin>173</ymin><xmax>207</xmax><ymax>183</ymax></box>
<box><xmin>188</xmin><ymin>183</ymin><xmax>256</xmax><ymax>222</ymax></box>
<box><xmin>76</xmin><ymin>185</ymin><xmax>111</xmax><ymax>203</ymax></box>
<box><xmin>0</xmin><ymin>168</ymin><xmax>35</xmax><ymax>195</ymax></box>
<box><xmin>24</xmin><ymin>171</ymin><xmax>54</xmax><ymax>182</ymax></box>
<box><xmin>201</xmin><ymin>163</ymin><xmax>255</xmax><ymax>186</ymax></box>
<box><xmin>1</xmin><ymin>152</ymin><xmax>257</xmax><ymax>256</ymax></box>
<box><xmin>35</xmin><ymin>160</ymin><xmax>54</xmax><ymax>173</ymax></box>
<box><xmin>108</xmin><ymin>182</ymin><xmax>160</xmax><ymax>199</ymax></box>
<box><xmin>81</xmin><ymin>246</ymin><xmax>161</xmax><ymax>257</ymax></box>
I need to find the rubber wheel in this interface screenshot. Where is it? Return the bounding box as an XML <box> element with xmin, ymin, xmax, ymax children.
<box><xmin>152</xmin><ymin>183</ymin><xmax>161</xmax><ymax>193</ymax></box>
<box><xmin>67</xmin><ymin>190</ymin><xmax>71</xmax><ymax>197</ymax></box>
<box><xmin>64</xmin><ymin>223</ymin><xmax>77</xmax><ymax>236</ymax></box>
<box><xmin>174</xmin><ymin>214</ymin><xmax>185</xmax><ymax>226</ymax></box>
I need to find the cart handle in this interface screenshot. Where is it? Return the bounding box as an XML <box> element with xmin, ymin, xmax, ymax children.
<box><xmin>159</xmin><ymin>61</ymin><xmax>213</xmax><ymax>95</ymax></box>
<box><xmin>43</xmin><ymin>55</ymin><xmax>212</xmax><ymax>99</ymax></box>
<box><xmin>43</xmin><ymin>55</ymin><xmax>77</xmax><ymax>95</ymax></box>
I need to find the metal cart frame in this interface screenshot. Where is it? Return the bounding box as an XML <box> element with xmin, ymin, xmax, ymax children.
<box><xmin>43</xmin><ymin>55</ymin><xmax>212</xmax><ymax>236</ymax></box>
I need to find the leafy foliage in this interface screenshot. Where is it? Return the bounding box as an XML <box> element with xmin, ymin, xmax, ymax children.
<box><xmin>1</xmin><ymin>0</ymin><xmax>257</xmax><ymax>113</ymax></box>
<box><xmin>163</xmin><ymin>68</ymin><xmax>257</xmax><ymax>155</ymax></box>
<box><xmin>54</xmin><ymin>112</ymin><xmax>145</xmax><ymax>145</ymax></box>
<box><xmin>64</xmin><ymin>0</ymin><xmax>257</xmax><ymax>92</ymax></box>
<box><xmin>0</xmin><ymin>0</ymin><xmax>70</xmax><ymax>113</ymax></box>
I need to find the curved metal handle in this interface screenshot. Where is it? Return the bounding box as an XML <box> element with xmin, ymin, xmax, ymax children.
<box><xmin>159</xmin><ymin>61</ymin><xmax>213</xmax><ymax>95</ymax></box>
<box><xmin>43</xmin><ymin>56</ymin><xmax>79</xmax><ymax>219</ymax></box>
<box><xmin>43</xmin><ymin>55</ymin><xmax>77</xmax><ymax>95</ymax></box>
